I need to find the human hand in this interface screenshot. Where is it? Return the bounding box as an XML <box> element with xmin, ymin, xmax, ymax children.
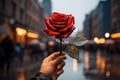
<box><xmin>40</xmin><ymin>52</ymin><xmax>66</xmax><ymax>80</ymax></box>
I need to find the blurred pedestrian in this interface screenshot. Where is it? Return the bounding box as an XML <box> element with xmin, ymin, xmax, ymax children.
<box><xmin>0</xmin><ymin>30</ymin><xmax>5</xmax><ymax>72</ymax></box>
<box><xmin>39</xmin><ymin>41</ymin><xmax>46</xmax><ymax>57</ymax></box>
<box><xmin>29</xmin><ymin>44</ymin><xmax>41</xmax><ymax>61</ymax></box>
<box><xmin>0</xmin><ymin>35</ymin><xmax>14</xmax><ymax>73</ymax></box>
<box><xmin>14</xmin><ymin>43</ymin><xmax>24</xmax><ymax>62</ymax></box>
<box><xmin>31</xmin><ymin>52</ymin><xmax>66</xmax><ymax>80</ymax></box>
<box><xmin>0</xmin><ymin>46</ymin><xmax>5</xmax><ymax>79</ymax></box>
<box><xmin>0</xmin><ymin>46</ymin><xmax>5</xmax><ymax>70</ymax></box>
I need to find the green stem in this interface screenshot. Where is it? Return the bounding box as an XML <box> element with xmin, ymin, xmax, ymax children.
<box><xmin>59</xmin><ymin>38</ymin><xmax>62</xmax><ymax>54</ymax></box>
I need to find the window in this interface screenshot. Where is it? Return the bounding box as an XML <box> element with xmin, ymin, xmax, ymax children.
<box><xmin>12</xmin><ymin>2</ymin><xmax>16</xmax><ymax>18</ymax></box>
<box><xmin>20</xmin><ymin>8</ymin><xmax>24</xmax><ymax>20</ymax></box>
<box><xmin>0</xmin><ymin>0</ymin><xmax>6</xmax><ymax>11</ymax></box>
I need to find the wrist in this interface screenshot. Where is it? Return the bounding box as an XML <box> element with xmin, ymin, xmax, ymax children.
<box><xmin>36</xmin><ymin>72</ymin><xmax>52</xmax><ymax>80</ymax></box>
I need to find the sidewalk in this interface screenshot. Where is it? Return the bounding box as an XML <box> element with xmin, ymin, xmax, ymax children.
<box><xmin>1</xmin><ymin>53</ymin><xmax>43</xmax><ymax>80</ymax></box>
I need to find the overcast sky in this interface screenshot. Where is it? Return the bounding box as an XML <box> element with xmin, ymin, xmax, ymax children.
<box><xmin>52</xmin><ymin>0</ymin><xmax>99</xmax><ymax>33</ymax></box>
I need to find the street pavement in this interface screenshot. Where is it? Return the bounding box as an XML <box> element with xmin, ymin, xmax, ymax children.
<box><xmin>1</xmin><ymin>49</ymin><xmax>120</xmax><ymax>80</ymax></box>
<box><xmin>0</xmin><ymin>53</ymin><xmax>42</xmax><ymax>80</ymax></box>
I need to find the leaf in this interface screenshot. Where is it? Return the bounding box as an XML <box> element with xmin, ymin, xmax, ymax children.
<box><xmin>56</xmin><ymin>36</ymin><xmax>88</xmax><ymax>60</ymax></box>
<box><xmin>72</xmin><ymin>36</ymin><xmax>86</xmax><ymax>42</ymax></box>
<box><xmin>71</xmin><ymin>36</ymin><xmax>88</xmax><ymax>46</ymax></box>
<box><xmin>65</xmin><ymin>45</ymin><xmax>79</xmax><ymax>60</ymax></box>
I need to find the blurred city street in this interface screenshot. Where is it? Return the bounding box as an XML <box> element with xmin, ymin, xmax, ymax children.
<box><xmin>58</xmin><ymin>49</ymin><xmax>120</xmax><ymax>80</ymax></box>
<box><xmin>0</xmin><ymin>0</ymin><xmax>120</xmax><ymax>80</ymax></box>
<box><xmin>0</xmin><ymin>49</ymin><xmax>120</xmax><ymax>80</ymax></box>
<box><xmin>0</xmin><ymin>51</ymin><xmax>42</xmax><ymax>80</ymax></box>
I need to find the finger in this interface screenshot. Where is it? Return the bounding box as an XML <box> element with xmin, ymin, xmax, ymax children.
<box><xmin>52</xmin><ymin>69</ymin><xmax>64</xmax><ymax>80</ymax></box>
<box><xmin>60</xmin><ymin>52</ymin><xmax>65</xmax><ymax>55</ymax></box>
<box><xmin>52</xmin><ymin>55</ymin><xmax>66</xmax><ymax>66</ymax></box>
<box><xmin>46</xmin><ymin>52</ymin><xmax>61</xmax><ymax>61</ymax></box>
<box><xmin>57</xmin><ymin>69</ymin><xmax>64</xmax><ymax>75</ymax></box>
<box><xmin>57</xmin><ymin>61</ymin><xmax>65</xmax><ymax>70</ymax></box>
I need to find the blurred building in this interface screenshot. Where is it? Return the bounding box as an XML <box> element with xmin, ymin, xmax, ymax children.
<box><xmin>0</xmin><ymin>0</ymin><xmax>47</xmax><ymax>44</ymax></box>
<box><xmin>97</xmin><ymin>0</ymin><xmax>111</xmax><ymax>38</ymax></box>
<box><xmin>83</xmin><ymin>0</ymin><xmax>111</xmax><ymax>39</ymax></box>
<box><xmin>111</xmin><ymin>0</ymin><xmax>120</xmax><ymax>33</ymax></box>
<box><xmin>83</xmin><ymin>14</ymin><xmax>92</xmax><ymax>39</ymax></box>
<box><xmin>91</xmin><ymin>9</ymin><xmax>99</xmax><ymax>39</ymax></box>
<box><xmin>42</xmin><ymin>0</ymin><xmax>52</xmax><ymax>17</ymax></box>
<box><xmin>83</xmin><ymin>9</ymin><xmax>99</xmax><ymax>40</ymax></box>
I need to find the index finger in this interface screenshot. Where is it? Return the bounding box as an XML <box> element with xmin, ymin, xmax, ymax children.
<box><xmin>52</xmin><ymin>55</ymin><xmax>66</xmax><ymax>66</ymax></box>
<box><xmin>46</xmin><ymin>52</ymin><xmax>61</xmax><ymax>61</ymax></box>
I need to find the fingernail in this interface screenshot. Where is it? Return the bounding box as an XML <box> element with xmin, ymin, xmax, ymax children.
<box><xmin>62</xmin><ymin>52</ymin><xmax>65</xmax><ymax>55</ymax></box>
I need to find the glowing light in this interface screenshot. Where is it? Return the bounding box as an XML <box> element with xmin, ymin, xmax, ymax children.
<box><xmin>73</xmin><ymin>59</ymin><xmax>78</xmax><ymax>73</ymax></box>
<box><xmin>96</xmin><ymin>50</ymin><xmax>106</xmax><ymax>73</ymax></box>
<box><xmin>94</xmin><ymin>37</ymin><xmax>105</xmax><ymax>44</ymax></box>
<box><xmin>96</xmin><ymin>50</ymin><xmax>101</xmax><ymax>68</ymax></box>
<box><xmin>111</xmin><ymin>32</ymin><xmax>120</xmax><ymax>38</ymax></box>
<box><xmin>48</xmin><ymin>40</ymin><xmax>55</xmax><ymax>46</ymax></box>
<box><xmin>94</xmin><ymin>37</ymin><xmax>99</xmax><ymax>44</ymax></box>
<box><xmin>100</xmin><ymin>58</ymin><xmax>105</xmax><ymax>73</ymax></box>
<box><xmin>84</xmin><ymin>51</ymin><xmax>89</xmax><ymax>72</ymax></box>
<box><xmin>105</xmin><ymin>32</ymin><xmax>110</xmax><ymax>38</ymax></box>
<box><xmin>99</xmin><ymin>38</ymin><xmax>105</xmax><ymax>44</ymax></box>
<box><xmin>106</xmin><ymin>71</ymin><xmax>110</xmax><ymax>77</ymax></box>
<box><xmin>16</xmin><ymin>27</ymin><xmax>27</xmax><ymax>36</ymax></box>
<box><xmin>27</xmin><ymin>32</ymin><xmax>39</xmax><ymax>38</ymax></box>
<box><xmin>17</xmin><ymin>69</ymin><xmax>25</xmax><ymax>80</ymax></box>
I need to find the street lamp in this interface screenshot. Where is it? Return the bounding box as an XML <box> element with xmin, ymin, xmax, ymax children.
<box><xmin>105</xmin><ymin>32</ymin><xmax>110</xmax><ymax>38</ymax></box>
<box><xmin>94</xmin><ymin>37</ymin><xmax>99</xmax><ymax>44</ymax></box>
<box><xmin>99</xmin><ymin>38</ymin><xmax>105</xmax><ymax>44</ymax></box>
<box><xmin>27</xmin><ymin>32</ymin><xmax>39</xmax><ymax>38</ymax></box>
<box><xmin>111</xmin><ymin>32</ymin><xmax>120</xmax><ymax>38</ymax></box>
<box><xmin>16</xmin><ymin>27</ymin><xmax>27</xmax><ymax>36</ymax></box>
<box><xmin>94</xmin><ymin>37</ymin><xmax>105</xmax><ymax>44</ymax></box>
<box><xmin>16</xmin><ymin>27</ymin><xmax>27</xmax><ymax>43</ymax></box>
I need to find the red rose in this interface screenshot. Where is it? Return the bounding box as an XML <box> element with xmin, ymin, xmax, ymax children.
<box><xmin>44</xmin><ymin>12</ymin><xmax>75</xmax><ymax>38</ymax></box>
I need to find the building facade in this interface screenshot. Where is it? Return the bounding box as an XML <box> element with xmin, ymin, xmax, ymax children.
<box><xmin>0</xmin><ymin>0</ymin><xmax>46</xmax><ymax>44</ymax></box>
<box><xmin>97</xmin><ymin>0</ymin><xmax>111</xmax><ymax>37</ymax></box>
<box><xmin>83</xmin><ymin>14</ymin><xmax>92</xmax><ymax>39</ymax></box>
<box><xmin>42</xmin><ymin>0</ymin><xmax>52</xmax><ymax>17</ymax></box>
<box><xmin>91</xmin><ymin>9</ymin><xmax>99</xmax><ymax>39</ymax></box>
<box><xmin>83</xmin><ymin>0</ymin><xmax>111</xmax><ymax>40</ymax></box>
<box><xmin>111</xmin><ymin>0</ymin><xmax>120</xmax><ymax>33</ymax></box>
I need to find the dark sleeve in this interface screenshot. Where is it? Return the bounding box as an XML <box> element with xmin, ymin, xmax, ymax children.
<box><xmin>30</xmin><ymin>72</ymin><xmax>52</xmax><ymax>80</ymax></box>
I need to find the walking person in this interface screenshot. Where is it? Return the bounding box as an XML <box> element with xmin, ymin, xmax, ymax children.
<box><xmin>0</xmin><ymin>35</ymin><xmax>14</xmax><ymax>73</ymax></box>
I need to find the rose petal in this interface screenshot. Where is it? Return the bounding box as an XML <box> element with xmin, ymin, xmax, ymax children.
<box><xmin>51</xmin><ymin>12</ymin><xmax>67</xmax><ymax>22</ymax></box>
<box><xmin>68</xmin><ymin>15</ymin><xmax>75</xmax><ymax>24</ymax></box>
<box><xmin>67</xmin><ymin>16</ymin><xmax>75</xmax><ymax>26</ymax></box>
<box><xmin>46</xmin><ymin>15</ymin><xmax>74</xmax><ymax>32</ymax></box>
<box><xmin>45</xmin><ymin>18</ymin><xmax>56</xmax><ymax>30</ymax></box>
<box><xmin>56</xmin><ymin>27</ymin><xmax>75</xmax><ymax>38</ymax></box>
<box><xmin>44</xmin><ymin>27</ymin><xmax>60</xmax><ymax>36</ymax></box>
<box><xmin>50</xmin><ymin>18</ymin><xmax>67</xmax><ymax>25</ymax></box>
<box><xmin>46</xmin><ymin>18</ymin><xmax>67</xmax><ymax>31</ymax></box>
<box><xmin>50</xmin><ymin>16</ymin><xmax>74</xmax><ymax>32</ymax></box>
<box><xmin>46</xmin><ymin>19</ymin><xmax>66</xmax><ymax>31</ymax></box>
<box><xmin>52</xmin><ymin>24</ymin><xmax>66</xmax><ymax>28</ymax></box>
<box><xmin>44</xmin><ymin>12</ymin><xmax>75</xmax><ymax>38</ymax></box>
<box><xmin>56</xmin><ymin>16</ymin><xmax>74</xmax><ymax>32</ymax></box>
